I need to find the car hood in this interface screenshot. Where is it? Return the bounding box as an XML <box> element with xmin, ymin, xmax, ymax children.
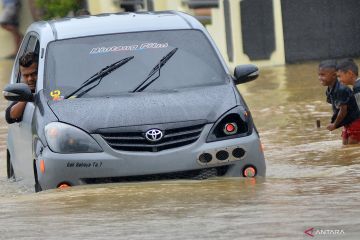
<box><xmin>48</xmin><ymin>84</ymin><xmax>237</xmax><ymax>133</ymax></box>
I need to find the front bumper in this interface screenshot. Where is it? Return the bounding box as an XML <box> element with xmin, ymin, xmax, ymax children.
<box><xmin>36</xmin><ymin>125</ymin><xmax>265</xmax><ymax>190</ymax></box>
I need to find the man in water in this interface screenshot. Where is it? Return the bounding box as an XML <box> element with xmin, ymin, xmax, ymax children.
<box><xmin>5</xmin><ymin>52</ymin><xmax>38</xmax><ymax>123</ymax></box>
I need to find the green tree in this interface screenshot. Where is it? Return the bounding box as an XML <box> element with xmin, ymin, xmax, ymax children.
<box><xmin>36</xmin><ymin>0</ymin><xmax>81</xmax><ymax>20</ymax></box>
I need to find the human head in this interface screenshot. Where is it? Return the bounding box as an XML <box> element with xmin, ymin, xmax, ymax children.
<box><xmin>19</xmin><ymin>52</ymin><xmax>38</xmax><ymax>92</ymax></box>
<box><xmin>336</xmin><ymin>59</ymin><xmax>358</xmax><ymax>86</ymax></box>
<box><xmin>318</xmin><ymin>59</ymin><xmax>337</xmax><ymax>87</ymax></box>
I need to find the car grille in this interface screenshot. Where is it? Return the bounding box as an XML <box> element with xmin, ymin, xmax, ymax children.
<box><xmin>99</xmin><ymin>122</ymin><xmax>206</xmax><ymax>152</ymax></box>
<box><xmin>82</xmin><ymin>165</ymin><xmax>230</xmax><ymax>184</ymax></box>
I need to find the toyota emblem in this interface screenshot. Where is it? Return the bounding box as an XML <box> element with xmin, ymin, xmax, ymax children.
<box><xmin>145</xmin><ymin>129</ymin><xmax>163</xmax><ymax>142</ymax></box>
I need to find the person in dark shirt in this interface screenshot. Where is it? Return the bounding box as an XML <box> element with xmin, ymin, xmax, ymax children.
<box><xmin>318</xmin><ymin>59</ymin><xmax>360</xmax><ymax>145</ymax></box>
<box><xmin>5</xmin><ymin>52</ymin><xmax>38</xmax><ymax>124</ymax></box>
<box><xmin>336</xmin><ymin>58</ymin><xmax>360</xmax><ymax>108</ymax></box>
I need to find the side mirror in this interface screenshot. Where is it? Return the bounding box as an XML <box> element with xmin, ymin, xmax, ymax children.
<box><xmin>233</xmin><ymin>64</ymin><xmax>259</xmax><ymax>85</ymax></box>
<box><xmin>3</xmin><ymin>83</ymin><xmax>34</xmax><ymax>102</ymax></box>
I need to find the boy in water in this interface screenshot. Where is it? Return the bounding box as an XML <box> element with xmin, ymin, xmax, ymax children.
<box><xmin>336</xmin><ymin>59</ymin><xmax>360</xmax><ymax>108</ymax></box>
<box><xmin>318</xmin><ymin>60</ymin><xmax>360</xmax><ymax>144</ymax></box>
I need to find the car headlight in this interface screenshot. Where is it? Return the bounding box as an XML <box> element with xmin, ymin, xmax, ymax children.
<box><xmin>45</xmin><ymin>122</ymin><xmax>102</xmax><ymax>153</ymax></box>
<box><xmin>206</xmin><ymin>106</ymin><xmax>253</xmax><ymax>142</ymax></box>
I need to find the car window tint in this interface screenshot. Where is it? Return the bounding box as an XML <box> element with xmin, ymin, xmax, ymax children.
<box><xmin>44</xmin><ymin>30</ymin><xmax>228</xmax><ymax>98</ymax></box>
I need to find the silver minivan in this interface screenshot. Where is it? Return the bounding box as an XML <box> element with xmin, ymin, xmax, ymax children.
<box><xmin>3</xmin><ymin>11</ymin><xmax>265</xmax><ymax>191</ymax></box>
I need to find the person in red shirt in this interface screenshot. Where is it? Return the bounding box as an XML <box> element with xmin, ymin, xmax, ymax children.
<box><xmin>318</xmin><ymin>59</ymin><xmax>360</xmax><ymax>144</ymax></box>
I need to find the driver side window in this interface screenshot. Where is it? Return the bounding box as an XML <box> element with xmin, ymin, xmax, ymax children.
<box><xmin>14</xmin><ymin>34</ymin><xmax>40</xmax><ymax>83</ymax></box>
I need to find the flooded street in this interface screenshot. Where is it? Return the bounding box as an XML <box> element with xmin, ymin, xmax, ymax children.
<box><xmin>0</xmin><ymin>59</ymin><xmax>359</xmax><ymax>239</ymax></box>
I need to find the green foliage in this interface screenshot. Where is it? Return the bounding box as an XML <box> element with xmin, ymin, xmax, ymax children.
<box><xmin>36</xmin><ymin>0</ymin><xmax>81</xmax><ymax>20</ymax></box>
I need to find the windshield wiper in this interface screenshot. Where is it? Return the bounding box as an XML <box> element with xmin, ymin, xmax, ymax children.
<box><xmin>65</xmin><ymin>56</ymin><xmax>134</xmax><ymax>99</ymax></box>
<box><xmin>132</xmin><ymin>48</ymin><xmax>178</xmax><ymax>92</ymax></box>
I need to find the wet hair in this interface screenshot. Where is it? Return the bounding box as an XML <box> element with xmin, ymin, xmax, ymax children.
<box><xmin>336</xmin><ymin>58</ymin><xmax>358</xmax><ymax>76</ymax></box>
<box><xmin>19</xmin><ymin>52</ymin><xmax>38</xmax><ymax>68</ymax></box>
<box><xmin>319</xmin><ymin>59</ymin><xmax>337</xmax><ymax>70</ymax></box>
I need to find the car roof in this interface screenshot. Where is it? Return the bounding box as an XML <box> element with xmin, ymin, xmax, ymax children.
<box><xmin>29</xmin><ymin>11</ymin><xmax>205</xmax><ymax>40</ymax></box>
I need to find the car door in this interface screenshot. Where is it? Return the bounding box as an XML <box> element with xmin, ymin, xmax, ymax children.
<box><xmin>7</xmin><ymin>34</ymin><xmax>40</xmax><ymax>186</ymax></box>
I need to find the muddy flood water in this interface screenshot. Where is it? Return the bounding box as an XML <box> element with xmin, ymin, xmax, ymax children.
<box><xmin>0</xmin><ymin>59</ymin><xmax>359</xmax><ymax>239</ymax></box>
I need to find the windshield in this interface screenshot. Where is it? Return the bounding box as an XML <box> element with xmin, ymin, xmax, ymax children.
<box><xmin>44</xmin><ymin>30</ymin><xmax>228</xmax><ymax>99</ymax></box>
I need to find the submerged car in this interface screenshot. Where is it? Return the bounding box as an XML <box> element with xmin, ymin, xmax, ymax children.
<box><xmin>3</xmin><ymin>11</ymin><xmax>265</xmax><ymax>191</ymax></box>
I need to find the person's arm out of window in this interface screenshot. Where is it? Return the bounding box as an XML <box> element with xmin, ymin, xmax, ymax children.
<box><xmin>5</xmin><ymin>101</ymin><xmax>27</xmax><ymax>124</ymax></box>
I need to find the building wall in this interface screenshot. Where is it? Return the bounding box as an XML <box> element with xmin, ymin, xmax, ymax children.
<box><xmin>281</xmin><ymin>0</ymin><xmax>360</xmax><ymax>63</ymax></box>
<box><xmin>2</xmin><ymin>0</ymin><xmax>360</xmax><ymax>65</ymax></box>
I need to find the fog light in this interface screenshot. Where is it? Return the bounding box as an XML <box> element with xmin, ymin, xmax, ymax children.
<box><xmin>58</xmin><ymin>183</ymin><xmax>71</xmax><ymax>189</ymax></box>
<box><xmin>224</xmin><ymin>123</ymin><xmax>238</xmax><ymax>135</ymax></box>
<box><xmin>199</xmin><ymin>153</ymin><xmax>212</xmax><ymax>163</ymax></box>
<box><xmin>243</xmin><ymin>166</ymin><xmax>256</xmax><ymax>177</ymax></box>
